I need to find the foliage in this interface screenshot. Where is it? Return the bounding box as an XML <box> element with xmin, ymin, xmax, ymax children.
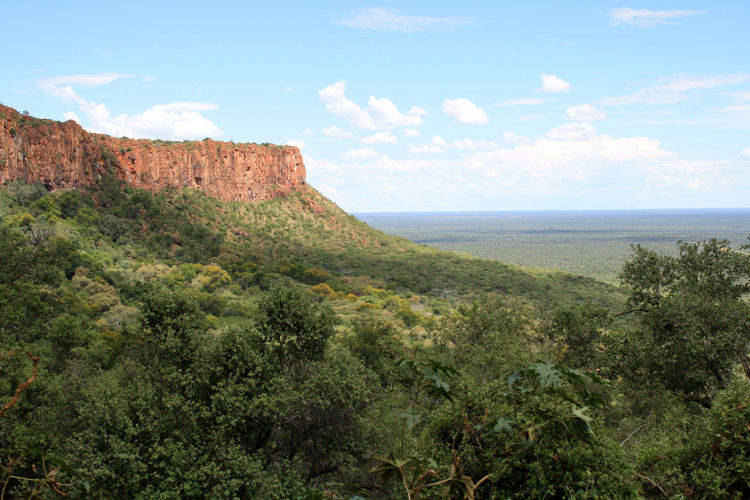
<box><xmin>373</xmin><ymin>359</ymin><xmax>633</xmax><ymax>499</ymax></box>
<box><xmin>254</xmin><ymin>284</ymin><xmax>337</xmax><ymax>370</ymax></box>
<box><xmin>619</xmin><ymin>239</ymin><xmax>750</xmax><ymax>399</ymax></box>
<box><xmin>547</xmin><ymin>302</ymin><xmax>612</xmax><ymax>369</ymax></box>
<box><xmin>0</xmin><ymin>180</ymin><xmax>747</xmax><ymax>498</ymax></box>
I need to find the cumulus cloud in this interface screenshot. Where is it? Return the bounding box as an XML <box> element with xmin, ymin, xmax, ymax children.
<box><xmin>318</xmin><ymin>81</ymin><xmax>424</xmax><ymax>130</ymax></box>
<box><xmin>317</xmin><ymin>184</ymin><xmax>340</xmax><ymax>198</ymax></box>
<box><xmin>600</xmin><ymin>74</ymin><xmax>750</xmax><ymax>106</ymax></box>
<box><xmin>342</xmin><ymin>148</ymin><xmax>378</xmax><ymax>160</ymax></box>
<box><xmin>545</xmin><ymin>122</ymin><xmax>597</xmax><ymax>141</ymax></box>
<box><xmin>451</xmin><ymin>139</ymin><xmax>499</xmax><ymax>150</ymax></box>
<box><xmin>40</xmin><ymin>76</ymin><xmax>222</xmax><ymax>140</ymax></box>
<box><xmin>285</xmin><ymin>140</ymin><xmax>305</xmax><ymax>149</ymax></box>
<box><xmin>403</xmin><ymin>128</ymin><xmax>421</xmax><ymax>137</ymax></box>
<box><xmin>322</xmin><ymin>125</ymin><xmax>355</xmax><ymax>139</ymax></box>
<box><xmin>495</xmin><ymin>97</ymin><xmax>545</xmax><ymax>107</ymax></box>
<box><xmin>360</xmin><ymin>131</ymin><xmax>398</xmax><ymax>144</ymax></box>
<box><xmin>408</xmin><ymin>145</ymin><xmax>443</xmax><ymax>154</ymax></box>
<box><xmin>609</xmin><ymin>7</ymin><xmax>703</xmax><ymax>27</ymax></box>
<box><xmin>540</xmin><ymin>74</ymin><xmax>571</xmax><ymax>93</ymax></box>
<box><xmin>502</xmin><ymin>132</ymin><xmax>531</xmax><ymax>145</ymax></box>
<box><xmin>566</xmin><ymin>104</ymin><xmax>606</xmax><ymax>122</ymax></box>
<box><xmin>155</xmin><ymin>102</ymin><xmax>219</xmax><ymax>112</ymax></box>
<box><xmin>408</xmin><ymin>136</ymin><xmax>446</xmax><ymax>154</ymax></box>
<box><xmin>305</xmin><ymin>155</ymin><xmax>346</xmax><ymax>175</ymax></box>
<box><xmin>442</xmin><ymin>98</ymin><xmax>488</xmax><ymax>124</ymax></box>
<box><xmin>467</xmin><ymin>123</ymin><xmax>676</xmax><ymax>188</ymax></box>
<box><xmin>372</xmin><ymin>155</ymin><xmax>422</xmax><ymax>173</ymax></box>
<box><xmin>740</xmin><ymin>148</ymin><xmax>750</xmax><ymax>160</ymax></box>
<box><xmin>333</xmin><ymin>8</ymin><xmax>477</xmax><ymax>33</ymax></box>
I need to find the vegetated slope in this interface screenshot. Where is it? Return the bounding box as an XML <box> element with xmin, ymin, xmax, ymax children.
<box><xmin>226</xmin><ymin>187</ymin><xmax>627</xmax><ymax>308</ymax></box>
<box><xmin>6</xmin><ymin>173</ymin><xmax>621</xmax><ymax>310</ymax></box>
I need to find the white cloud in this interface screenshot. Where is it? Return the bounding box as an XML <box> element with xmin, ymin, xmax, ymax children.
<box><xmin>600</xmin><ymin>74</ymin><xmax>750</xmax><ymax>106</ymax></box>
<box><xmin>655</xmin><ymin>74</ymin><xmax>750</xmax><ymax>92</ymax></box>
<box><xmin>300</xmin><ymin>128</ymin><xmax>316</xmax><ymax>137</ymax></box>
<box><xmin>305</xmin><ymin>155</ymin><xmax>346</xmax><ymax>175</ymax></box>
<box><xmin>285</xmin><ymin>140</ymin><xmax>305</xmax><ymax>149</ymax></box>
<box><xmin>317</xmin><ymin>184</ymin><xmax>340</xmax><ymax>198</ymax></box>
<box><xmin>41</xmin><ymin>82</ymin><xmax>222</xmax><ymax>140</ymax></box>
<box><xmin>322</xmin><ymin>125</ymin><xmax>355</xmax><ymax>139</ymax></box>
<box><xmin>442</xmin><ymin>98</ymin><xmax>488</xmax><ymax>124</ymax></box>
<box><xmin>609</xmin><ymin>7</ymin><xmax>702</xmax><ymax>27</ymax></box>
<box><xmin>566</xmin><ymin>104</ymin><xmax>606</xmax><ymax>122</ymax></box>
<box><xmin>154</xmin><ymin>102</ymin><xmax>219</xmax><ymax>112</ymax></box>
<box><xmin>403</xmin><ymin>128</ymin><xmax>421</xmax><ymax>137</ymax></box>
<box><xmin>408</xmin><ymin>136</ymin><xmax>446</xmax><ymax>154</ymax></box>
<box><xmin>373</xmin><ymin>155</ymin><xmax>421</xmax><ymax>172</ymax></box>
<box><xmin>62</xmin><ymin>111</ymin><xmax>80</xmax><ymax>122</ymax></box>
<box><xmin>495</xmin><ymin>97</ymin><xmax>545</xmax><ymax>107</ymax></box>
<box><xmin>334</xmin><ymin>8</ymin><xmax>477</xmax><ymax>33</ymax></box>
<box><xmin>342</xmin><ymin>148</ymin><xmax>378</xmax><ymax>160</ymax></box>
<box><xmin>39</xmin><ymin>73</ymin><xmax>132</xmax><ymax>87</ymax></box>
<box><xmin>502</xmin><ymin>132</ymin><xmax>531</xmax><ymax>145</ymax></box>
<box><xmin>468</xmin><ymin>123</ymin><xmax>676</xmax><ymax>188</ymax></box>
<box><xmin>545</xmin><ymin>122</ymin><xmax>597</xmax><ymax>141</ymax></box>
<box><xmin>360</xmin><ymin>131</ymin><xmax>398</xmax><ymax>144</ymax></box>
<box><xmin>739</xmin><ymin>148</ymin><xmax>750</xmax><ymax>160</ymax></box>
<box><xmin>283</xmin><ymin>86</ymin><xmax>293</xmax><ymax>92</ymax></box>
<box><xmin>408</xmin><ymin>145</ymin><xmax>444</xmax><ymax>154</ymax></box>
<box><xmin>717</xmin><ymin>104</ymin><xmax>750</xmax><ymax>116</ymax></box>
<box><xmin>451</xmin><ymin>138</ymin><xmax>499</xmax><ymax>150</ymax></box>
<box><xmin>318</xmin><ymin>81</ymin><xmax>424</xmax><ymax>130</ymax></box>
<box><xmin>540</xmin><ymin>74</ymin><xmax>571</xmax><ymax>94</ymax></box>
<box><xmin>599</xmin><ymin>89</ymin><xmax>683</xmax><ymax>106</ymax></box>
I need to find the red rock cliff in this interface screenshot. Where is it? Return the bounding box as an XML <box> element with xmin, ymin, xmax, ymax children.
<box><xmin>0</xmin><ymin>105</ymin><xmax>306</xmax><ymax>202</ymax></box>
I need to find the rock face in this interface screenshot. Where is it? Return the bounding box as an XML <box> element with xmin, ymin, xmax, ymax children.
<box><xmin>0</xmin><ymin>104</ymin><xmax>306</xmax><ymax>202</ymax></box>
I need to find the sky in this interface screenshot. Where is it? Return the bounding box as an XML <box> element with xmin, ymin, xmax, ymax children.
<box><xmin>2</xmin><ymin>1</ymin><xmax>749</xmax><ymax>212</ymax></box>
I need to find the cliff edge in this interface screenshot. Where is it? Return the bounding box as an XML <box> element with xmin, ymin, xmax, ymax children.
<box><xmin>0</xmin><ymin>104</ymin><xmax>306</xmax><ymax>202</ymax></box>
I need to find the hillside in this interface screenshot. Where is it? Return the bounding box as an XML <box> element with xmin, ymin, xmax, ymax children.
<box><xmin>1</xmin><ymin>112</ymin><xmax>746</xmax><ymax>499</ymax></box>
<box><xmin>0</xmin><ymin>174</ymin><xmax>626</xmax><ymax>318</ymax></box>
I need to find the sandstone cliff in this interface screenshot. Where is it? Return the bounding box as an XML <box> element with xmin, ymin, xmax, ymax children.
<box><xmin>0</xmin><ymin>105</ymin><xmax>306</xmax><ymax>202</ymax></box>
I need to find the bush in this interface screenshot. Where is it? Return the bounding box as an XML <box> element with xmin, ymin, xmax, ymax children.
<box><xmin>684</xmin><ymin>378</ymin><xmax>750</xmax><ymax>498</ymax></box>
<box><xmin>7</xmin><ymin>180</ymin><xmax>48</xmax><ymax>206</ymax></box>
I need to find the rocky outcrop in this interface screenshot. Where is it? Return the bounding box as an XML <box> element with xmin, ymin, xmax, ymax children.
<box><xmin>0</xmin><ymin>104</ymin><xmax>306</xmax><ymax>202</ymax></box>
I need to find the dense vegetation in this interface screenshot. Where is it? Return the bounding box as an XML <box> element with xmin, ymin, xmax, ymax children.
<box><xmin>0</xmin><ymin>178</ymin><xmax>748</xmax><ymax>498</ymax></box>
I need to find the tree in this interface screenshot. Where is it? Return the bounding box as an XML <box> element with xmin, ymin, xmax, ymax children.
<box><xmin>254</xmin><ymin>284</ymin><xmax>337</xmax><ymax>370</ymax></box>
<box><xmin>619</xmin><ymin>239</ymin><xmax>750</xmax><ymax>401</ymax></box>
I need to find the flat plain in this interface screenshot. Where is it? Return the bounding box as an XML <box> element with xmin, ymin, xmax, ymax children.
<box><xmin>356</xmin><ymin>209</ymin><xmax>750</xmax><ymax>283</ymax></box>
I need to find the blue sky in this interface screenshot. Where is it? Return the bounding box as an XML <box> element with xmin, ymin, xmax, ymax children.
<box><xmin>3</xmin><ymin>1</ymin><xmax>749</xmax><ymax>211</ymax></box>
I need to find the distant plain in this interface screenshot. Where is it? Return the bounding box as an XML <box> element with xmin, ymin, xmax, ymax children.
<box><xmin>356</xmin><ymin>209</ymin><xmax>750</xmax><ymax>283</ymax></box>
